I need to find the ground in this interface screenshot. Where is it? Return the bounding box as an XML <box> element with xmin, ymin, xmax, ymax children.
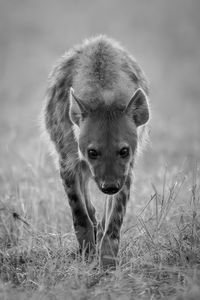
<box><xmin>0</xmin><ymin>0</ymin><xmax>200</xmax><ymax>299</ymax></box>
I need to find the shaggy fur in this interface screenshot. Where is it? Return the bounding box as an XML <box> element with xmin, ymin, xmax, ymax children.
<box><xmin>42</xmin><ymin>35</ymin><xmax>150</xmax><ymax>268</ymax></box>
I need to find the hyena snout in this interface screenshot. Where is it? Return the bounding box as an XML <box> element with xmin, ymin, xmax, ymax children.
<box><xmin>99</xmin><ymin>180</ymin><xmax>122</xmax><ymax>195</ymax></box>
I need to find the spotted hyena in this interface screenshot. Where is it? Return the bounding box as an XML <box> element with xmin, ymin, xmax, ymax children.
<box><xmin>43</xmin><ymin>35</ymin><xmax>150</xmax><ymax>268</ymax></box>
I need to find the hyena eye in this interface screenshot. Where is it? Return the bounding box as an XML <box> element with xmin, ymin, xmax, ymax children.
<box><xmin>119</xmin><ymin>147</ymin><xmax>130</xmax><ymax>158</ymax></box>
<box><xmin>88</xmin><ymin>149</ymin><xmax>100</xmax><ymax>160</ymax></box>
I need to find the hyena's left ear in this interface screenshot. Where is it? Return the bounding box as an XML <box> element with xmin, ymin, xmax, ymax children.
<box><xmin>69</xmin><ymin>87</ymin><xmax>89</xmax><ymax>126</ymax></box>
<box><xmin>125</xmin><ymin>88</ymin><xmax>150</xmax><ymax>126</ymax></box>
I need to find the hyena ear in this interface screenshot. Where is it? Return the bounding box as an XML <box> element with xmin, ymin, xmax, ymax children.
<box><xmin>125</xmin><ymin>88</ymin><xmax>150</xmax><ymax>126</ymax></box>
<box><xmin>69</xmin><ymin>87</ymin><xmax>89</xmax><ymax>126</ymax></box>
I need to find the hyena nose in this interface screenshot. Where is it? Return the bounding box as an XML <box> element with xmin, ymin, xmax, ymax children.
<box><xmin>101</xmin><ymin>181</ymin><xmax>120</xmax><ymax>195</ymax></box>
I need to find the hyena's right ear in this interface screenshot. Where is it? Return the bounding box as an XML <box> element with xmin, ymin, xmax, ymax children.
<box><xmin>125</xmin><ymin>88</ymin><xmax>150</xmax><ymax>127</ymax></box>
<box><xmin>69</xmin><ymin>88</ymin><xmax>89</xmax><ymax>126</ymax></box>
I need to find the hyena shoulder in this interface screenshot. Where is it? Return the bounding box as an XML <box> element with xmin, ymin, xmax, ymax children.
<box><xmin>42</xmin><ymin>49</ymin><xmax>78</xmax><ymax>171</ymax></box>
<box><xmin>72</xmin><ymin>35</ymin><xmax>149</xmax><ymax>98</ymax></box>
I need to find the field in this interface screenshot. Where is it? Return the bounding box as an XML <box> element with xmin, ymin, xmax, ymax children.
<box><xmin>0</xmin><ymin>0</ymin><xmax>200</xmax><ymax>299</ymax></box>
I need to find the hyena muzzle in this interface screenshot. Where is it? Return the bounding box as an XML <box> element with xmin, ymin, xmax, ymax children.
<box><xmin>43</xmin><ymin>35</ymin><xmax>150</xmax><ymax>268</ymax></box>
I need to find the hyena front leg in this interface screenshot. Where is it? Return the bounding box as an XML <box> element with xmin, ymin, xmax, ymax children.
<box><xmin>99</xmin><ymin>176</ymin><xmax>131</xmax><ymax>268</ymax></box>
<box><xmin>97</xmin><ymin>197</ymin><xmax>112</xmax><ymax>247</ymax></box>
<box><xmin>60</xmin><ymin>166</ymin><xmax>95</xmax><ymax>253</ymax></box>
<box><xmin>80</xmin><ymin>173</ymin><xmax>97</xmax><ymax>242</ymax></box>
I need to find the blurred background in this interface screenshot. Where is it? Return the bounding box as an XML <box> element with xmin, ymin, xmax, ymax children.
<box><xmin>0</xmin><ymin>0</ymin><xmax>200</xmax><ymax>226</ymax></box>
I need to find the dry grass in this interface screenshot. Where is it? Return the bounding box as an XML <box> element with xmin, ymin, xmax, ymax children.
<box><xmin>0</xmin><ymin>146</ymin><xmax>199</xmax><ymax>299</ymax></box>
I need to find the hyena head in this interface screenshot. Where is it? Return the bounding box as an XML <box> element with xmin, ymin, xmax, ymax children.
<box><xmin>69</xmin><ymin>87</ymin><xmax>149</xmax><ymax>195</ymax></box>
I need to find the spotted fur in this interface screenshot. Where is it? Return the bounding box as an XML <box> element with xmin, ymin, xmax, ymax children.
<box><xmin>42</xmin><ymin>35</ymin><xmax>150</xmax><ymax>268</ymax></box>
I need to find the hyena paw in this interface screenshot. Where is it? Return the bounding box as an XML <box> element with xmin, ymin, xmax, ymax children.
<box><xmin>99</xmin><ymin>235</ymin><xmax>119</xmax><ymax>269</ymax></box>
<box><xmin>75</xmin><ymin>224</ymin><xmax>95</xmax><ymax>254</ymax></box>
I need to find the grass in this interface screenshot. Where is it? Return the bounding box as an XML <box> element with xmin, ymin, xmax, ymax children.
<box><xmin>0</xmin><ymin>143</ymin><xmax>199</xmax><ymax>299</ymax></box>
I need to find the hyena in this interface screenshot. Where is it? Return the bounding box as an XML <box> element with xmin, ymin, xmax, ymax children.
<box><xmin>43</xmin><ymin>35</ymin><xmax>150</xmax><ymax>268</ymax></box>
